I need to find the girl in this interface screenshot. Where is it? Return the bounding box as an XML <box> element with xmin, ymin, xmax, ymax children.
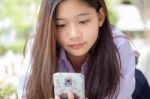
<box><xmin>18</xmin><ymin>0</ymin><xmax>135</xmax><ymax>99</ymax></box>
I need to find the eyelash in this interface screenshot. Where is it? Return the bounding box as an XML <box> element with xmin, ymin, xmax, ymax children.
<box><xmin>56</xmin><ymin>24</ymin><xmax>66</xmax><ymax>28</ymax></box>
<box><xmin>79</xmin><ymin>19</ymin><xmax>90</xmax><ymax>24</ymax></box>
<box><xmin>56</xmin><ymin>19</ymin><xmax>90</xmax><ymax>28</ymax></box>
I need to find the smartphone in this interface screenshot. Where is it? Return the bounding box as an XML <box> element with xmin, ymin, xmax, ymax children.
<box><xmin>53</xmin><ymin>73</ymin><xmax>85</xmax><ymax>99</ymax></box>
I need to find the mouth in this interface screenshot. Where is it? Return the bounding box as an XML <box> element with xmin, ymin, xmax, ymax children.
<box><xmin>68</xmin><ymin>43</ymin><xmax>86</xmax><ymax>49</ymax></box>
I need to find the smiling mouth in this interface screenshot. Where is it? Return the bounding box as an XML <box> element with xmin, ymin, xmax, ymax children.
<box><xmin>69</xmin><ymin>43</ymin><xmax>85</xmax><ymax>49</ymax></box>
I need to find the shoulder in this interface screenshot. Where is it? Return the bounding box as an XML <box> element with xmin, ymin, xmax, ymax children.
<box><xmin>112</xmin><ymin>27</ymin><xmax>131</xmax><ymax>50</ymax></box>
<box><xmin>112</xmin><ymin>27</ymin><xmax>135</xmax><ymax>74</ymax></box>
<box><xmin>109</xmin><ymin>27</ymin><xmax>135</xmax><ymax>98</ymax></box>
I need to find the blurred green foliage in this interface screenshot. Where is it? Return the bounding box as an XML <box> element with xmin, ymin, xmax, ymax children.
<box><xmin>0</xmin><ymin>39</ymin><xmax>25</xmax><ymax>55</ymax></box>
<box><xmin>0</xmin><ymin>82</ymin><xmax>18</xmax><ymax>99</ymax></box>
<box><xmin>105</xmin><ymin>0</ymin><xmax>118</xmax><ymax>25</ymax></box>
<box><xmin>0</xmin><ymin>0</ymin><xmax>40</xmax><ymax>54</ymax></box>
<box><xmin>0</xmin><ymin>0</ymin><xmax>40</xmax><ymax>39</ymax></box>
<box><xmin>122</xmin><ymin>0</ymin><xmax>133</xmax><ymax>4</ymax></box>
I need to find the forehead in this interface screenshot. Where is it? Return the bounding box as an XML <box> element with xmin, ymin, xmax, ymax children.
<box><xmin>57</xmin><ymin>0</ymin><xmax>88</xmax><ymax>9</ymax></box>
<box><xmin>56</xmin><ymin>0</ymin><xmax>96</xmax><ymax>18</ymax></box>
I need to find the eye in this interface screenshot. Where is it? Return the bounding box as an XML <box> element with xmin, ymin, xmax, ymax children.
<box><xmin>79</xmin><ymin>19</ymin><xmax>90</xmax><ymax>24</ymax></box>
<box><xmin>56</xmin><ymin>24</ymin><xmax>66</xmax><ymax>28</ymax></box>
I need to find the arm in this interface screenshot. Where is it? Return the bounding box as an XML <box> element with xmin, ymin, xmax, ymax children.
<box><xmin>117</xmin><ymin>38</ymin><xmax>135</xmax><ymax>99</ymax></box>
<box><xmin>113</xmin><ymin>28</ymin><xmax>135</xmax><ymax>99</ymax></box>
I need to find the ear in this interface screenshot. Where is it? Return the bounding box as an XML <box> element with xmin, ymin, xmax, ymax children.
<box><xmin>98</xmin><ymin>8</ymin><xmax>105</xmax><ymax>27</ymax></box>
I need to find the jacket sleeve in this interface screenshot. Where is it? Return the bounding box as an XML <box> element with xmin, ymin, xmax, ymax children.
<box><xmin>112</xmin><ymin>28</ymin><xmax>136</xmax><ymax>99</ymax></box>
<box><xmin>117</xmin><ymin>38</ymin><xmax>135</xmax><ymax>99</ymax></box>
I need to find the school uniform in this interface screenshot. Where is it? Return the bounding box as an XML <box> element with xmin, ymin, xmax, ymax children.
<box><xmin>17</xmin><ymin>27</ymin><xmax>136</xmax><ymax>99</ymax></box>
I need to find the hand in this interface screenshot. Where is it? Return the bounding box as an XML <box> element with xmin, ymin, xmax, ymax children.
<box><xmin>55</xmin><ymin>92</ymin><xmax>74</xmax><ymax>99</ymax></box>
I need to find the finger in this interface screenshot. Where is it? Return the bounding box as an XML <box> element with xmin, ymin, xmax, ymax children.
<box><xmin>55</xmin><ymin>96</ymin><xmax>61</xmax><ymax>99</ymax></box>
<box><xmin>68</xmin><ymin>92</ymin><xmax>74</xmax><ymax>99</ymax></box>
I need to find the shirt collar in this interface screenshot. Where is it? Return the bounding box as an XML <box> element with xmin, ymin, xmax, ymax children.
<box><xmin>58</xmin><ymin>48</ymin><xmax>88</xmax><ymax>74</ymax></box>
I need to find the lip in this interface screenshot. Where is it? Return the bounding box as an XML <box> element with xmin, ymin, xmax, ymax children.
<box><xmin>68</xmin><ymin>43</ymin><xmax>85</xmax><ymax>49</ymax></box>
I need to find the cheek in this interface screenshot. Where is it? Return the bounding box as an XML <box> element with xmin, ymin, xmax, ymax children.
<box><xmin>85</xmin><ymin>19</ymin><xmax>99</xmax><ymax>35</ymax></box>
<box><xmin>84</xmin><ymin>25</ymin><xmax>99</xmax><ymax>41</ymax></box>
<box><xmin>56</xmin><ymin>33</ymin><xmax>66</xmax><ymax>46</ymax></box>
<box><xmin>90</xmin><ymin>31</ymin><xmax>99</xmax><ymax>44</ymax></box>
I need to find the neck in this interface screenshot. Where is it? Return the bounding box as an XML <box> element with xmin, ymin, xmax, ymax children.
<box><xmin>66</xmin><ymin>53</ymin><xmax>88</xmax><ymax>72</ymax></box>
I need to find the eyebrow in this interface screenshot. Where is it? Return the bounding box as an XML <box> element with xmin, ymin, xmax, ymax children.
<box><xmin>56</xmin><ymin>12</ymin><xmax>91</xmax><ymax>21</ymax></box>
<box><xmin>76</xmin><ymin>12</ymin><xmax>90</xmax><ymax>17</ymax></box>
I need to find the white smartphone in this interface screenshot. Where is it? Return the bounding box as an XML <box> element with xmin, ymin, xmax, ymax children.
<box><xmin>53</xmin><ymin>73</ymin><xmax>85</xmax><ymax>99</ymax></box>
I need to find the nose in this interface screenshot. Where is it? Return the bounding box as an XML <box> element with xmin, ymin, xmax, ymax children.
<box><xmin>68</xmin><ymin>25</ymin><xmax>82</xmax><ymax>40</ymax></box>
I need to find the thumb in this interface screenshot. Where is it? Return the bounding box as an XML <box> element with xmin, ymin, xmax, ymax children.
<box><xmin>68</xmin><ymin>92</ymin><xmax>74</xmax><ymax>99</ymax></box>
<box><xmin>55</xmin><ymin>96</ymin><xmax>61</xmax><ymax>99</ymax></box>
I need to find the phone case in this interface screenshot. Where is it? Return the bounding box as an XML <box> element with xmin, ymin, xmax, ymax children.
<box><xmin>53</xmin><ymin>73</ymin><xmax>85</xmax><ymax>99</ymax></box>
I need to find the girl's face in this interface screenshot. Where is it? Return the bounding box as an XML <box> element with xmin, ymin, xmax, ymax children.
<box><xmin>56</xmin><ymin>0</ymin><xmax>104</xmax><ymax>57</ymax></box>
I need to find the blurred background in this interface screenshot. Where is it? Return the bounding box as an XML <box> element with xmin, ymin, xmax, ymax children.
<box><xmin>0</xmin><ymin>0</ymin><xmax>150</xmax><ymax>98</ymax></box>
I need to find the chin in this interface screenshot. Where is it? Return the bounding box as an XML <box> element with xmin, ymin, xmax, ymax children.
<box><xmin>68</xmin><ymin>50</ymin><xmax>89</xmax><ymax>57</ymax></box>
